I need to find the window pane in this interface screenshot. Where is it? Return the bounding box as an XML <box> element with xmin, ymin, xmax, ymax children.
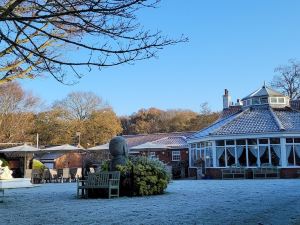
<box><xmin>270</xmin><ymin>97</ymin><xmax>277</xmax><ymax>103</ymax></box>
<box><xmin>270</xmin><ymin>146</ymin><xmax>280</xmax><ymax>166</ymax></box>
<box><xmin>259</xmin><ymin>139</ymin><xmax>268</xmax><ymax>144</ymax></box>
<box><xmin>278</xmin><ymin>98</ymin><xmax>285</xmax><ymax>103</ymax></box>
<box><xmin>226</xmin><ymin>140</ymin><xmax>235</xmax><ymax>145</ymax></box>
<box><xmin>172</xmin><ymin>151</ymin><xmax>181</xmax><ymax>161</ymax></box>
<box><xmin>270</xmin><ymin>138</ymin><xmax>280</xmax><ymax>144</ymax></box>
<box><xmin>294</xmin><ymin>138</ymin><xmax>300</xmax><ymax>143</ymax></box>
<box><xmin>286</xmin><ymin>138</ymin><xmax>293</xmax><ymax>143</ymax></box>
<box><xmin>236</xmin><ymin>139</ymin><xmax>246</xmax><ymax>145</ymax></box>
<box><xmin>216</xmin><ymin>140</ymin><xmax>225</xmax><ymax>146</ymax></box>
<box><xmin>252</xmin><ymin>98</ymin><xmax>260</xmax><ymax>105</ymax></box>
<box><xmin>247</xmin><ymin>139</ymin><xmax>257</xmax><ymax>145</ymax></box>
<box><xmin>260</xmin><ymin>97</ymin><xmax>268</xmax><ymax>104</ymax></box>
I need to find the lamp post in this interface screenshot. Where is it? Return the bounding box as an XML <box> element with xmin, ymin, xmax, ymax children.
<box><xmin>76</xmin><ymin>132</ymin><xmax>81</xmax><ymax>146</ymax></box>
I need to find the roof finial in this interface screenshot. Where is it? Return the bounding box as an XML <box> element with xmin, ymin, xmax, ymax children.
<box><xmin>263</xmin><ymin>81</ymin><xmax>266</xmax><ymax>88</ymax></box>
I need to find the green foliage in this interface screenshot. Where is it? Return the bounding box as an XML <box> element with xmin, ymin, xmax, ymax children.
<box><xmin>32</xmin><ymin>159</ymin><xmax>46</xmax><ymax>173</ymax></box>
<box><xmin>101</xmin><ymin>160</ymin><xmax>110</xmax><ymax>171</ymax></box>
<box><xmin>0</xmin><ymin>158</ymin><xmax>9</xmax><ymax>167</ymax></box>
<box><xmin>117</xmin><ymin>156</ymin><xmax>170</xmax><ymax>196</ymax></box>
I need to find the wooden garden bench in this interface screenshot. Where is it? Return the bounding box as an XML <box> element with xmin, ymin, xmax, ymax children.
<box><xmin>77</xmin><ymin>171</ymin><xmax>120</xmax><ymax>199</ymax></box>
<box><xmin>252</xmin><ymin>166</ymin><xmax>280</xmax><ymax>179</ymax></box>
<box><xmin>221</xmin><ymin>167</ymin><xmax>246</xmax><ymax>179</ymax></box>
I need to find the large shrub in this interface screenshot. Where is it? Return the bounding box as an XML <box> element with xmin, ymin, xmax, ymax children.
<box><xmin>0</xmin><ymin>158</ymin><xmax>9</xmax><ymax>167</ymax></box>
<box><xmin>117</xmin><ymin>156</ymin><xmax>170</xmax><ymax>196</ymax></box>
<box><xmin>32</xmin><ymin>159</ymin><xmax>46</xmax><ymax>173</ymax></box>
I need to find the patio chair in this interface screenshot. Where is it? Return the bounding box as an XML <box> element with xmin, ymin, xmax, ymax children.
<box><xmin>42</xmin><ymin>169</ymin><xmax>51</xmax><ymax>183</ymax></box>
<box><xmin>32</xmin><ymin>169</ymin><xmax>42</xmax><ymax>184</ymax></box>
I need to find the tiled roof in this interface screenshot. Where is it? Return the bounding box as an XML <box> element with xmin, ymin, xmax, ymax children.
<box><xmin>188</xmin><ymin>105</ymin><xmax>300</xmax><ymax>140</ymax></box>
<box><xmin>220</xmin><ymin>106</ymin><xmax>242</xmax><ymax>119</ymax></box>
<box><xmin>188</xmin><ymin>113</ymin><xmax>241</xmax><ymax>140</ymax></box>
<box><xmin>213</xmin><ymin>107</ymin><xmax>279</xmax><ymax>135</ymax></box>
<box><xmin>153</xmin><ymin>136</ymin><xmax>188</xmax><ymax>148</ymax></box>
<box><xmin>273</xmin><ymin>108</ymin><xmax>300</xmax><ymax>131</ymax></box>
<box><xmin>124</xmin><ymin>131</ymin><xmax>195</xmax><ymax>148</ymax></box>
<box><xmin>290</xmin><ymin>100</ymin><xmax>300</xmax><ymax>110</ymax></box>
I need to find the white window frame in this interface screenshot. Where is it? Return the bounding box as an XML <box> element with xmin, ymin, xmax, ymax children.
<box><xmin>172</xmin><ymin>151</ymin><xmax>181</xmax><ymax>161</ymax></box>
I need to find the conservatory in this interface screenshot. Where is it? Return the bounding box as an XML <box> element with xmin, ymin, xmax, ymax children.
<box><xmin>188</xmin><ymin>85</ymin><xmax>300</xmax><ymax>178</ymax></box>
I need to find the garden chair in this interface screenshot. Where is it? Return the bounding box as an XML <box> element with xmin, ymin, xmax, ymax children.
<box><xmin>42</xmin><ymin>169</ymin><xmax>51</xmax><ymax>183</ymax></box>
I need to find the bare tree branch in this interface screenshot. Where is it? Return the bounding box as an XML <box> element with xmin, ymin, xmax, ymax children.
<box><xmin>270</xmin><ymin>59</ymin><xmax>300</xmax><ymax>100</ymax></box>
<box><xmin>0</xmin><ymin>0</ymin><xmax>187</xmax><ymax>83</ymax></box>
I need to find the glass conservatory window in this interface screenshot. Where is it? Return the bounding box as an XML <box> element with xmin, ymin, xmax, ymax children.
<box><xmin>226</xmin><ymin>146</ymin><xmax>235</xmax><ymax>166</ymax></box>
<box><xmin>270</xmin><ymin>138</ymin><xmax>280</xmax><ymax>144</ymax></box>
<box><xmin>205</xmin><ymin>146</ymin><xmax>213</xmax><ymax>167</ymax></box>
<box><xmin>270</xmin><ymin>145</ymin><xmax>281</xmax><ymax>166</ymax></box>
<box><xmin>286</xmin><ymin>138</ymin><xmax>300</xmax><ymax>166</ymax></box>
<box><xmin>248</xmin><ymin>145</ymin><xmax>259</xmax><ymax>166</ymax></box>
<box><xmin>216</xmin><ymin>147</ymin><xmax>225</xmax><ymax>167</ymax></box>
<box><xmin>237</xmin><ymin>146</ymin><xmax>247</xmax><ymax>166</ymax></box>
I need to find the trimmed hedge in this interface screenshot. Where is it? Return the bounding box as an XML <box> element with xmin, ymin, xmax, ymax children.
<box><xmin>117</xmin><ymin>156</ymin><xmax>170</xmax><ymax>196</ymax></box>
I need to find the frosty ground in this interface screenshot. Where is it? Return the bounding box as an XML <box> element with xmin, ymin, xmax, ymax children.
<box><xmin>1</xmin><ymin>179</ymin><xmax>300</xmax><ymax>225</ymax></box>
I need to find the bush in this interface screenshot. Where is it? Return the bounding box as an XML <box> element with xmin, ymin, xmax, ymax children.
<box><xmin>117</xmin><ymin>156</ymin><xmax>170</xmax><ymax>196</ymax></box>
<box><xmin>0</xmin><ymin>158</ymin><xmax>9</xmax><ymax>167</ymax></box>
<box><xmin>32</xmin><ymin>159</ymin><xmax>46</xmax><ymax>173</ymax></box>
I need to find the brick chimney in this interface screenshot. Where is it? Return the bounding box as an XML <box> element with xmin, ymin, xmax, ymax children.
<box><xmin>223</xmin><ymin>89</ymin><xmax>232</xmax><ymax>109</ymax></box>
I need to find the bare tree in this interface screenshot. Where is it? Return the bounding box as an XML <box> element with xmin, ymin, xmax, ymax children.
<box><xmin>270</xmin><ymin>59</ymin><xmax>300</xmax><ymax>99</ymax></box>
<box><xmin>53</xmin><ymin>91</ymin><xmax>107</xmax><ymax>120</ymax></box>
<box><xmin>0</xmin><ymin>0</ymin><xmax>186</xmax><ymax>83</ymax></box>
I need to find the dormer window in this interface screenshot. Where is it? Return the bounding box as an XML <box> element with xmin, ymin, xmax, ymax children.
<box><xmin>270</xmin><ymin>97</ymin><xmax>277</xmax><ymax>103</ymax></box>
<box><xmin>252</xmin><ymin>98</ymin><xmax>260</xmax><ymax>105</ymax></box>
<box><xmin>278</xmin><ymin>97</ymin><xmax>285</xmax><ymax>104</ymax></box>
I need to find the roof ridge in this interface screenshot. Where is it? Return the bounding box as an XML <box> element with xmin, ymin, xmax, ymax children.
<box><xmin>269</xmin><ymin>106</ymin><xmax>285</xmax><ymax>131</ymax></box>
<box><xmin>210</xmin><ymin>108</ymin><xmax>251</xmax><ymax>135</ymax></box>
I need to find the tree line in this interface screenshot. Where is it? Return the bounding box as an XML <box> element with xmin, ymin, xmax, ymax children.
<box><xmin>0</xmin><ymin>82</ymin><xmax>219</xmax><ymax>148</ymax></box>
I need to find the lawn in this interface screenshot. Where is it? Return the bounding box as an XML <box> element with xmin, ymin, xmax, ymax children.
<box><xmin>1</xmin><ymin>179</ymin><xmax>300</xmax><ymax>225</ymax></box>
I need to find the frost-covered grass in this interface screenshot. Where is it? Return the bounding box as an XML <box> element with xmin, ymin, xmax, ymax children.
<box><xmin>1</xmin><ymin>179</ymin><xmax>300</xmax><ymax>225</ymax></box>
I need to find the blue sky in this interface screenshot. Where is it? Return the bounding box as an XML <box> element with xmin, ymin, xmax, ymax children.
<box><xmin>20</xmin><ymin>0</ymin><xmax>300</xmax><ymax>115</ymax></box>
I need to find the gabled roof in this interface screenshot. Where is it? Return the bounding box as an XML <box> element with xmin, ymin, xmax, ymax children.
<box><xmin>242</xmin><ymin>85</ymin><xmax>285</xmax><ymax>100</ymax></box>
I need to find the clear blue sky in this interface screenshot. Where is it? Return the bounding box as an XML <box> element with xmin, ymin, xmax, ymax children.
<box><xmin>19</xmin><ymin>0</ymin><xmax>300</xmax><ymax>116</ymax></box>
